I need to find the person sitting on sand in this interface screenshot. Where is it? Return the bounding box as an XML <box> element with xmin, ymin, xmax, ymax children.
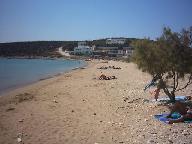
<box><xmin>167</xmin><ymin>101</ymin><xmax>192</xmax><ymax>124</ymax></box>
<box><xmin>111</xmin><ymin>76</ymin><xmax>116</xmax><ymax>79</ymax></box>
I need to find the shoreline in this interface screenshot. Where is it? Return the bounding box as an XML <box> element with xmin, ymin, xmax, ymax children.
<box><xmin>0</xmin><ymin>58</ymin><xmax>88</xmax><ymax>97</ymax></box>
<box><xmin>0</xmin><ymin>60</ymin><xmax>192</xmax><ymax>144</ymax></box>
<box><xmin>0</xmin><ymin>60</ymin><xmax>91</xmax><ymax>107</ymax></box>
<box><xmin>0</xmin><ymin>56</ymin><xmax>85</xmax><ymax>61</ymax></box>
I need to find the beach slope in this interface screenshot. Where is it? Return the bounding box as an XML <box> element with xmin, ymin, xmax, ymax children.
<box><xmin>0</xmin><ymin>60</ymin><xmax>192</xmax><ymax>144</ymax></box>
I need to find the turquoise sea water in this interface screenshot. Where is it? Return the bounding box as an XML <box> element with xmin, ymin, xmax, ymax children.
<box><xmin>0</xmin><ymin>58</ymin><xmax>85</xmax><ymax>95</ymax></box>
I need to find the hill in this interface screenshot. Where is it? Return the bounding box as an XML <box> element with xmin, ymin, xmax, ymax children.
<box><xmin>0</xmin><ymin>38</ymin><xmax>138</xmax><ymax>57</ymax></box>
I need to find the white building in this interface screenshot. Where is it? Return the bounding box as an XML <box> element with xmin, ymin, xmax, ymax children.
<box><xmin>108</xmin><ymin>50</ymin><xmax>123</xmax><ymax>57</ymax></box>
<box><xmin>74</xmin><ymin>41</ymin><xmax>92</xmax><ymax>55</ymax></box>
<box><xmin>97</xmin><ymin>47</ymin><xmax>118</xmax><ymax>50</ymax></box>
<box><xmin>78</xmin><ymin>41</ymin><xmax>87</xmax><ymax>46</ymax></box>
<box><xmin>123</xmin><ymin>46</ymin><xmax>134</xmax><ymax>57</ymax></box>
<box><xmin>95</xmin><ymin>47</ymin><xmax>123</xmax><ymax>57</ymax></box>
<box><xmin>106</xmin><ymin>38</ymin><xmax>126</xmax><ymax>45</ymax></box>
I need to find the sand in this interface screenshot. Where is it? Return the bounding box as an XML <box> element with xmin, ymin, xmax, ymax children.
<box><xmin>0</xmin><ymin>60</ymin><xmax>192</xmax><ymax>144</ymax></box>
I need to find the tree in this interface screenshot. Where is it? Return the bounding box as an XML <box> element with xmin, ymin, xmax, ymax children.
<box><xmin>132</xmin><ymin>27</ymin><xmax>192</xmax><ymax>102</ymax></box>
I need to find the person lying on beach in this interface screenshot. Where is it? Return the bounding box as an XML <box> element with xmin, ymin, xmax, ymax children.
<box><xmin>99</xmin><ymin>74</ymin><xmax>107</xmax><ymax>80</ymax></box>
<box><xmin>99</xmin><ymin>74</ymin><xmax>116</xmax><ymax>80</ymax></box>
<box><xmin>113</xmin><ymin>66</ymin><xmax>121</xmax><ymax>69</ymax></box>
<box><xmin>167</xmin><ymin>101</ymin><xmax>192</xmax><ymax>124</ymax></box>
<box><xmin>108</xmin><ymin>66</ymin><xmax>121</xmax><ymax>69</ymax></box>
<box><xmin>109</xmin><ymin>76</ymin><xmax>116</xmax><ymax>79</ymax></box>
<box><xmin>98</xmin><ymin>66</ymin><xmax>108</xmax><ymax>69</ymax></box>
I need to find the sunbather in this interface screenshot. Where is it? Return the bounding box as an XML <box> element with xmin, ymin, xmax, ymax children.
<box><xmin>108</xmin><ymin>76</ymin><xmax>116</xmax><ymax>80</ymax></box>
<box><xmin>99</xmin><ymin>74</ymin><xmax>116</xmax><ymax>80</ymax></box>
<box><xmin>112</xmin><ymin>66</ymin><xmax>121</xmax><ymax>69</ymax></box>
<box><xmin>114</xmin><ymin>67</ymin><xmax>121</xmax><ymax>69</ymax></box>
<box><xmin>98</xmin><ymin>66</ymin><xmax>108</xmax><ymax>69</ymax></box>
<box><xmin>99</xmin><ymin>74</ymin><xmax>107</xmax><ymax>80</ymax></box>
<box><xmin>167</xmin><ymin>101</ymin><xmax>192</xmax><ymax>124</ymax></box>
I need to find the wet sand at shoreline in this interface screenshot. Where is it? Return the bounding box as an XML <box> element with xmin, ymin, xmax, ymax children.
<box><xmin>0</xmin><ymin>60</ymin><xmax>192</xmax><ymax>144</ymax></box>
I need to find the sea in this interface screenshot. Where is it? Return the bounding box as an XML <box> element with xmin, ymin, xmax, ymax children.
<box><xmin>0</xmin><ymin>58</ymin><xmax>86</xmax><ymax>95</ymax></box>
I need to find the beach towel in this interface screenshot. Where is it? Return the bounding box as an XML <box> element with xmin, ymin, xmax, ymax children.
<box><xmin>154</xmin><ymin>113</ymin><xmax>192</xmax><ymax>124</ymax></box>
<box><xmin>152</xmin><ymin>96</ymin><xmax>189</xmax><ymax>102</ymax></box>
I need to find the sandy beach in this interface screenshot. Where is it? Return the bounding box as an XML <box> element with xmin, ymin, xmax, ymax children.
<box><xmin>0</xmin><ymin>60</ymin><xmax>192</xmax><ymax>144</ymax></box>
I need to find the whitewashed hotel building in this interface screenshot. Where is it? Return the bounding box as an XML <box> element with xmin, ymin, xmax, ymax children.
<box><xmin>74</xmin><ymin>42</ymin><xmax>92</xmax><ymax>55</ymax></box>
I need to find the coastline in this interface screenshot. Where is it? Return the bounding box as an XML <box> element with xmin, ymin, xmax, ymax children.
<box><xmin>0</xmin><ymin>60</ymin><xmax>90</xmax><ymax>109</ymax></box>
<box><xmin>0</xmin><ymin>57</ymin><xmax>87</xmax><ymax>97</ymax></box>
<box><xmin>0</xmin><ymin>55</ymin><xmax>85</xmax><ymax>61</ymax></box>
<box><xmin>0</xmin><ymin>60</ymin><xmax>192</xmax><ymax>144</ymax></box>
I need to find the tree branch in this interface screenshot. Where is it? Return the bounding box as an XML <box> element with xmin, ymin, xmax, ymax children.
<box><xmin>160</xmin><ymin>77</ymin><xmax>171</xmax><ymax>95</ymax></box>
<box><xmin>172</xmin><ymin>71</ymin><xmax>176</xmax><ymax>92</ymax></box>
<box><xmin>175</xmin><ymin>72</ymin><xmax>179</xmax><ymax>89</ymax></box>
<box><xmin>176</xmin><ymin>74</ymin><xmax>192</xmax><ymax>92</ymax></box>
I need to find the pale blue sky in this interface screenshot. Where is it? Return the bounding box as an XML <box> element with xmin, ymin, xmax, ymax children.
<box><xmin>0</xmin><ymin>0</ymin><xmax>191</xmax><ymax>42</ymax></box>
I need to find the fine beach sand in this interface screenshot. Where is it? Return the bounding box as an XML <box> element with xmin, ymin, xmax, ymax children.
<box><xmin>0</xmin><ymin>60</ymin><xmax>192</xmax><ymax>144</ymax></box>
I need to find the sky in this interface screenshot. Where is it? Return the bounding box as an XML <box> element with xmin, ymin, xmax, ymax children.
<box><xmin>0</xmin><ymin>0</ymin><xmax>192</xmax><ymax>42</ymax></box>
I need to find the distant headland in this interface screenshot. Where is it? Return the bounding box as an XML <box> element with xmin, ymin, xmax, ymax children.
<box><xmin>0</xmin><ymin>38</ymin><xmax>139</xmax><ymax>59</ymax></box>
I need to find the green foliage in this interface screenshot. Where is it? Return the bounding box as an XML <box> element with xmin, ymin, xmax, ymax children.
<box><xmin>132</xmin><ymin>39</ymin><xmax>160</xmax><ymax>75</ymax></box>
<box><xmin>0</xmin><ymin>41</ymin><xmax>65</xmax><ymax>57</ymax></box>
<box><xmin>132</xmin><ymin>27</ymin><xmax>192</xmax><ymax>102</ymax></box>
<box><xmin>62</xmin><ymin>41</ymin><xmax>78</xmax><ymax>51</ymax></box>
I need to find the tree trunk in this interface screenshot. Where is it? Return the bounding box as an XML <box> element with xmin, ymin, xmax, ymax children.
<box><xmin>162</xmin><ymin>88</ymin><xmax>175</xmax><ymax>103</ymax></box>
<box><xmin>167</xmin><ymin>92</ymin><xmax>176</xmax><ymax>103</ymax></box>
<box><xmin>159</xmin><ymin>78</ymin><xmax>176</xmax><ymax>103</ymax></box>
